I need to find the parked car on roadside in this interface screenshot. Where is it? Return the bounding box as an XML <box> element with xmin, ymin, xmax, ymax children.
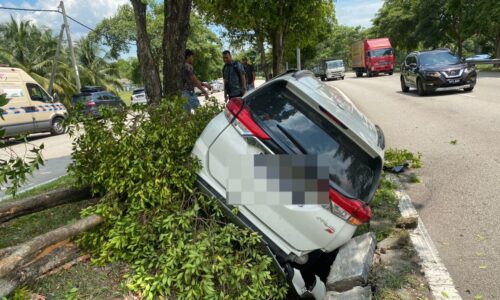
<box><xmin>0</xmin><ymin>66</ymin><xmax>67</xmax><ymax>137</ymax></box>
<box><xmin>465</xmin><ymin>54</ymin><xmax>491</xmax><ymax>62</ymax></box>
<box><xmin>401</xmin><ymin>49</ymin><xmax>477</xmax><ymax>96</ymax></box>
<box><xmin>209</xmin><ymin>80</ymin><xmax>223</xmax><ymax>93</ymax></box>
<box><xmin>130</xmin><ymin>88</ymin><xmax>148</xmax><ymax>105</ymax></box>
<box><xmin>192</xmin><ymin>70</ymin><xmax>385</xmax><ymax>298</ymax></box>
<box><xmin>71</xmin><ymin>86</ymin><xmax>125</xmax><ymax>117</ymax></box>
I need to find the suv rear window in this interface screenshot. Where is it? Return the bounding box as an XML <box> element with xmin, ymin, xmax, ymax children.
<box><xmin>72</xmin><ymin>93</ymin><xmax>92</xmax><ymax>103</ymax></box>
<box><xmin>133</xmin><ymin>89</ymin><xmax>144</xmax><ymax>95</ymax></box>
<box><xmin>246</xmin><ymin>81</ymin><xmax>381</xmax><ymax>202</ymax></box>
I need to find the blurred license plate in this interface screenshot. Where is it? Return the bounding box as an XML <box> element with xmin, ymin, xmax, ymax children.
<box><xmin>448</xmin><ymin>79</ymin><xmax>461</xmax><ymax>84</ymax></box>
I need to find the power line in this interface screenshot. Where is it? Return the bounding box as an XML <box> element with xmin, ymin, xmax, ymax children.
<box><xmin>0</xmin><ymin>6</ymin><xmax>59</xmax><ymax>13</ymax></box>
<box><xmin>0</xmin><ymin>4</ymin><xmax>136</xmax><ymax>47</ymax></box>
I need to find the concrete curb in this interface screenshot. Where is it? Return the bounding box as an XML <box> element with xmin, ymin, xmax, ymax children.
<box><xmin>388</xmin><ymin>174</ymin><xmax>462</xmax><ymax>300</ymax></box>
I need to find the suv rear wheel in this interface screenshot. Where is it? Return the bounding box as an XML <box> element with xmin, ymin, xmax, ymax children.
<box><xmin>400</xmin><ymin>76</ymin><xmax>409</xmax><ymax>93</ymax></box>
<box><xmin>50</xmin><ymin>117</ymin><xmax>65</xmax><ymax>135</ymax></box>
<box><xmin>417</xmin><ymin>78</ymin><xmax>426</xmax><ymax>96</ymax></box>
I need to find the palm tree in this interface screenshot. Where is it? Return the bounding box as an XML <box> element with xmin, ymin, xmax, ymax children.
<box><xmin>76</xmin><ymin>38</ymin><xmax>123</xmax><ymax>93</ymax></box>
<box><xmin>0</xmin><ymin>16</ymin><xmax>74</xmax><ymax>97</ymax></box>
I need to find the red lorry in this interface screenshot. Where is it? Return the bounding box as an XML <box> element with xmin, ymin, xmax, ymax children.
<box><xmin>351</xmin><ymin>38</ymin><xmax>394</xmax><ymax>77</ymax></box>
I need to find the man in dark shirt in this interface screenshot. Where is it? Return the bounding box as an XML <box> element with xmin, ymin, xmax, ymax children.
<box><xmin>242</xmin><ymin>57</ymin><xmax>256</xmax><ymax>91</ymax></box>
<box><xmin>222</xmin><ymin>50</ymin><xmax>246</xmax><ymax>101</ymax></box>
<box><xmin>182</xmin><ymin>49</ymin><xmax>211</xmax><ymax>111</ymax></box>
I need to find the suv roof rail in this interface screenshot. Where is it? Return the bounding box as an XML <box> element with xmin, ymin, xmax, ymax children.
<box><xmin>292</xmin><ymin>70</ymin><xmax>315</xmax><ymax>80</ymax></box>
<box><xmin>274</xmin><ymin>69</ymin><xmax>298</xmax><ymax>79</ymax></box>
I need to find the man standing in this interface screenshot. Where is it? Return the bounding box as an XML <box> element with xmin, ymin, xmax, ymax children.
<box><xmin>242</xmin><ymin>57</ymin><xmax>256</xmax><ymax>91</ymax></box>
<box><xmin>182</xmin><ymin>49</ymin><xmax>211</xmax><ymax>111</ymax></box>
<box><xmin>222</xmin><ymin>50</ymin><xmax>246</xmax><ymax>101</ymax></box>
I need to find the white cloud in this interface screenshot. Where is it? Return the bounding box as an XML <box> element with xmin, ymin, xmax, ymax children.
<box><xmin>0</xmin><ymin>0</ymin><xmax>128</xmax><ymax>40</ymax></box>
<box><xmin>336</xmin><ymin>0</ymin><xmax>384</xmax><ymax>28</ymax></box>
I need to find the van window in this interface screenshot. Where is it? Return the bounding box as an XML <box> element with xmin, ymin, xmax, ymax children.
<box><xmin>0</xmin><ymin>87</ymin><xmax>24</xmax><ymax>99</ymax></box>
<box><xmin>246</xmin><ymin>81</ymin><xmax>381</xmax><ymax>202</ymax></box>
<box><xmin>26</xmin><ymin>83</ymin><xmax>50</xmax><ymax>102</ymax></box>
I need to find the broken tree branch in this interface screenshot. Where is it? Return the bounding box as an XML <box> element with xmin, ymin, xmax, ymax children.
<box><xmin>0</xmin><ymin>186</ymin><xmax>91</xmax><ymax>223</ymax></box>
<box><xmin>0</xmin><ymin>246</ymin><xmax>79</xmax><ymax>297</ymax></box>
<box><xmin>0</xmin><ymin>215</ymin><xmax>103</xmax><ymax>278</ymax></box>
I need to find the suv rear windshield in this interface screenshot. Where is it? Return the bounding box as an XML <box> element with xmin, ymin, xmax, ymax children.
<box><xmin>246</xmin><ymin>81</ymin><xmax>381</xmax><ymax>202</ymax></box>
<box><xmin>419</xmin><ymin>51</ymin><xmax>460</xmax><ymax>66</ymax></box>
<box><xmin>72</xmin><ymin>93</ymin><xmax>92</xmax><ymax>103</ymax></box>
<box><xmin>133</xmin><ymin>89</ymin><xmax>144</xmax><ymax>95</ymax></box>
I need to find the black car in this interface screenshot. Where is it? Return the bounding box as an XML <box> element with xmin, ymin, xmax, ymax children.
<box><xmin>71</xmin><ymin>86</ymin><xmax>125</xmax><ymax>117</ymax></box>
<box><xmin>400</xmin><ymin>49</ymin><xmax>477</xmax><ymax>96</ymax></box>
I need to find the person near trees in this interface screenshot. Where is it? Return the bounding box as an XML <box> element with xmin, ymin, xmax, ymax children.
<box><xmin>242</xmin><ymin>57</ymin><xmax>256</xmax><ymax>91</ymax></box>
<box><xmin>182</xmin><ymin>49</ymin><xmax>211</xmax><ymax>111</ymax></box>
<box><xmin>222</xmin><ymin>50</ymin><xmax>246</xmax><ymax>101</ymax></box>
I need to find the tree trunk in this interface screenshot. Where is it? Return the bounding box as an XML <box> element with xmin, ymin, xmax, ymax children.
<box><xmin>163</xmin><ymin>0</ymin><xmax>192</xmax><ymax>98</ymax></box>
<box><xmin>0</xmin><ymin>187</ymin><xmax>91</xmax><ymax>223</ymax></box>
<box><xmin>0</xmin><ymin>215</ymin><xmax>103</xmax><ymax>278</ymax></box>
<box><xmin>257</xmin><ymin>32</ymin><xmax>268</xmax><ymax>81</ymax></box>
<box><xmin>130</xmin><ymin>0</ymin><xmax>162</xmax><ymax>103</ymax></box>
<box><xmin>0</xmin><ymin>246</ymin><xmax>79</xmax><ymax>298</ymax></box>
<box><xmin>271</xmin><ymin>29</ymin><xmax>285</xmax><ymax>76</ymax></box>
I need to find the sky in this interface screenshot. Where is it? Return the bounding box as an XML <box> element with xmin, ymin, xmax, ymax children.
<box><xmin>0</xmin><ymin>0</ymin><xmax>384</xmax><ymax>58</ymax></box>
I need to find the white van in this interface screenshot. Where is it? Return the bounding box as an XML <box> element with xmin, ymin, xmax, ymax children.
<box><xmin>0</xmin><ymin>67</ymin><xmax>67</xmax><ymax>138</ymax></box>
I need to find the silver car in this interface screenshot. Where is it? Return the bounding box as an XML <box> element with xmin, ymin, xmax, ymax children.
<box><xmin>192</xmin><ymin>70</ymin><xmax>385</xmax><ymax>298</ymax></box>
<box><xmin>130</xmin><ymin>88</ymin><xmax>148</xmax><ymax>105</ymax></box>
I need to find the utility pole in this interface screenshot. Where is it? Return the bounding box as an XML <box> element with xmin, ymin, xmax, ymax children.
<box><xmin>59</xmin><ymin>1</ymin><xmax>81</xmax><ymax>92</ymax></box>
<box><xmin>296</xmin><ymin>48</ymin><xmax>301</xmax><ymax>71</ymax></box>
<box><xmin>48</xmin><ymin>24</ymin><xmax>65</xmax><ymax>96</ymax></box>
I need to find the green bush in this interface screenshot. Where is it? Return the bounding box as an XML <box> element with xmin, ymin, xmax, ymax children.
<box><xmin>67</xmin><ymin>98</ymin><xmax>288</xmax><ymax>299</ymax></box>
<box><xmin>384</xmin><ymin>148</ymin><xmax>422</xmax><ymax>169</ymax></box>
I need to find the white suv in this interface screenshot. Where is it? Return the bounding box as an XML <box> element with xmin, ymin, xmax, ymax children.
<box><xmin>192</xmin><ymin>70</ymin><xmax>385</xmax><ymax>298</ymax></box>
<box><xmin>130</xmin><ymin>88</ymin><xmax>148</xmax><ymax>105</ymax></box>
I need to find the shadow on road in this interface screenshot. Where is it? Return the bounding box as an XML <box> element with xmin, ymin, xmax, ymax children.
<box><xmin>396</xmin><ymin>90</ymin><xmax>474</xmax><ymax>98</ymax></box>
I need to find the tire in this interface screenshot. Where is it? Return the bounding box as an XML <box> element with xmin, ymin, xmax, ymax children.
<box><xmin>417</xmin><ymin>78</ymin><xmax>426</xmax><ymax>96</ymax></box>
<box><xmin>320</xmin><ymin>76</ymin><xmax>325</xmax><ymax>81</ymax></box>
<box><xmin>341</xmin><ymin>76</ymin><xmax>345</xmax><ymax>80</ymax></box>
<box><xmin>367</xmin><ymin>70</ymin><xmax>372</xmax><ymax>77</ymax></box>
<box><xmin>464</xmin><ymin>86</ymin><xmax>474</xmax><ymax>92</ymax></box>
<box><xmin>400</xmin><ymin>76</ymin><xmax>409</xmax><ymax>92</ymax></box>
<box><xmin>355</xmin><ymin>71</ymin><xmax>362</xmax><ymax>78</ymax></box>
<box><xmin>50</xmin><ymin>117</ymin><xmax>65</xmax><ymax>135</ymax></box>
<box><xmin>388</xmin><ymin>71</ymin><xmax>393</xmax><ymax>75</ymax></box>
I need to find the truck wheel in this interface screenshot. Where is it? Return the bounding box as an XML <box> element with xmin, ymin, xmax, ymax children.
<box><xmin>400</xmin><ymin>76</ymin><xmax>409</xmax><ymax>93</ymax></box>
<box><xmin>355</xmin><ymin>71</ymin><xmax>362</xmax><ymax>78</ymax></box>
<box><xmin>50</xmin><ymin>117</ymin><xmax>65</xmax><ymax>135</ymax></box>
<box><xmin>320</xmin><ymin>76</ymin><xmax>325</xmax><ymax>81</ymax></box>
<box><xmin>367</xmin><ymin>70</ymin><xmax>372</xmax><ymax>77</ymax></box>
<box><xmin>388</xmin><ymin>71</ymin><xmax>393</xmax><ymax>75</ymax></box>
<box><xmin>417</xmin><ymin>78</ymin><xmax>426</xmax><ymax>96</ymax></box>
<box><xmin>341</xmin><ymin>76</ymin><xmax>345</xmax><ymax>80</ymax></box>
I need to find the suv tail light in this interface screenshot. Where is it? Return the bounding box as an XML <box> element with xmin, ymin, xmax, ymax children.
<box><xmin>225</xmin><ymin>98</ymin><xmax>269</xmax><ymax>140</ymax></box>
<box><xmin>85</xmin><ymin>101</ymin><xmax>96</xmax><ymax>107</ymax></box>
<box><xmin>329</xmin><ymin>188</ymin><xmax>371</xmax><ymax>225</ymax></box>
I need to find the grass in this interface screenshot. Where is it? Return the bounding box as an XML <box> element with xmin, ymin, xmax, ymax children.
<box><xmin>29</xmin><ymin>261</ymin><xmax>129</xmax><ymax>300</ymax></box>
<box><xmin>384</xmin><ymin>148</ymin><xmax>422</xmax><ymax>169</ymax></box>
<box><xmin>2</xmin><ymin>175</ymin><xmax>76</xmax><ymax>203</ymax></box>
<box><xmin>476</xmin><ymin>64</ymin><xmax>500</xmax><ymax>72</ymax></box>
<box><xmin>117</xmin><ymin>91</ymin><xmax>132</xmax><ymax>106</ymax></box>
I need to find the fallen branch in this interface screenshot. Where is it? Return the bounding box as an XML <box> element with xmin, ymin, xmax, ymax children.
<box><xmin>0</xmin><ymin>245</ymin><xmax>79</xmax><ymax>297</ymax></box>
<box><xmin>0</xmin><ymin>215</ymin><xmax>103</xmax><ymax>278</ymax></box>
<box><xmin>0</xmin><ymin>186</ymin><xmax>91</xmax><ymax>223</ymax></box>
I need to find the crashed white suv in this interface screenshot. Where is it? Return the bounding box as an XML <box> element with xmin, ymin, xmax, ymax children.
<box><xmin>192</xmin><ymin>70</ymin><xmax>385</xmax><ymax>298</ymax></box>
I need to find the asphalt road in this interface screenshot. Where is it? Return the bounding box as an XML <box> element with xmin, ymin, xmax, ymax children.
<box><xmin>328</xmin><ymin>72</ymin><xmax>500</xmax><ymax>299</ymax></box>
<box><xmin>0</xmin><ymin>133</ymin><xmax>72</xmax><ymax>199</ymax></box>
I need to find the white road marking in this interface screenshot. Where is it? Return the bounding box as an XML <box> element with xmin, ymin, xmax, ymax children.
<box><xmin>459</xmin><ymin>94</ymin><xmax>476</xmax><ymax>98</ymax></box>
<box><xmin>388</xmin><ymin>174</ymin><xmax>462</xmax><ymax>300</ymax></box>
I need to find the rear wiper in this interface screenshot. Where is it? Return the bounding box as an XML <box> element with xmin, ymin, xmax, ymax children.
<box><xmin>276</xmin><ymin>124</ymin><xmax>307</xmax><ymax>154</ymax></box>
